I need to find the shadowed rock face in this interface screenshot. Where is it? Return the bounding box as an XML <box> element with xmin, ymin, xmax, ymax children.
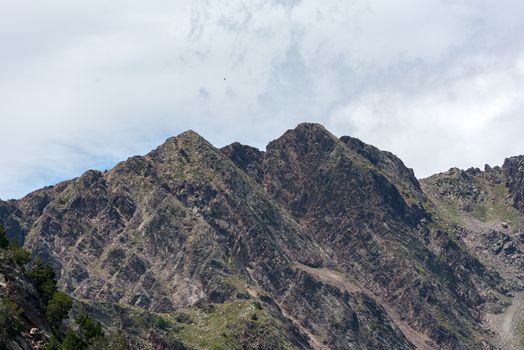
<box><xmin>2</xmin><ymin>123</ymin><xmax>524</xmax><ymax>349</ymax></box>
<box><xmin>504</xmin><ymin>156</ymin><xmax>524</xmax><ymax>213</ymax></box>
<box><xmin>0</xmin><ymin>200</ymin><xmax>25</xmax><ymax>246</ymax></box>
<box><xmin>339</xmin><ymin>135</ymin><xmax>426</xmax><ymax>206</ymax></box>
<box><xmin>220</xmin><ymin>142</ymin><xmax>264</xmax><ymax>183</ymax></box>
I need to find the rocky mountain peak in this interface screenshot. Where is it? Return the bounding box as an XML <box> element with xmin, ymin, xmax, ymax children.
<box><xmin>151</xmin><ymin>130</ymin><xmax>214</xmax><ymax>162</ymax></box>
<box><xmin>266</xmin><ymin>122</ymin><xmax>338</xmax><ymax>157</ymax></box>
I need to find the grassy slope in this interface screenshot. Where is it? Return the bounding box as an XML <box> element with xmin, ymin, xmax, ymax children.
<box><xmin>75</xmin><ymin>298</ymin><xmax>301</xmax><ymax>350</ymax></box>
<box><xmin>422</xmin><ymin>169</ymin><xmax>524</xmax><ymax>230</ymax></box>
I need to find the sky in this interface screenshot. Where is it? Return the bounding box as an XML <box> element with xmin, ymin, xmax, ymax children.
<box><xmin>1</xmin><ymin>0</ymin><xmax>524</xmax><ymax>199</ymax></box>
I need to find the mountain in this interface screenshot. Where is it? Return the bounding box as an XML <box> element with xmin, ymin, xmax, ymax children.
<box><xmin>1</xmin><ymin>123</ymin><xmax>524</xmax><ymax>349</ymax></box>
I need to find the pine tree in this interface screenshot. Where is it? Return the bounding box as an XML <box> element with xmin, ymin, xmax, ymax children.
<box><xmin>0</xmin><ymin>224</ymin><xmax>9</xmax><ymax>249</ymax></box>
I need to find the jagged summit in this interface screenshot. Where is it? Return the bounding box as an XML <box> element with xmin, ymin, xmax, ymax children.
<box><xmin>284</xmin><ymin>122</ymin><xmax>331</xmax><ymax>134</ymax></box>
<box><xmin>152</xmin><ymin>129</ymin><xmax>215</xmax><ymax>158</ymax></box>
<box><xmin>267</xmin><ymin>122</ymin><xmax>338</xmax><ymax>154</ymax></box>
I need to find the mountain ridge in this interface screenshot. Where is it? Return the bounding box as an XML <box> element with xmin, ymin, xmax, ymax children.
<box><xmin>1</xmin><ymin>122</ymin><xmax>524</xmax><ymax>349</ymax></box>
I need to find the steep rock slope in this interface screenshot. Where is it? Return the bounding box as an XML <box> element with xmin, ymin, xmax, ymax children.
<box><xmin>224</xmin><ymin>124</ymin><xmax>503</xmax><ymax>349</ymax></box>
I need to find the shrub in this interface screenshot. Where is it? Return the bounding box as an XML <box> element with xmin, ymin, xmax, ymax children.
<box><xmin>175</xmin><ymin>313</ymin><xmax>192</xmax><ymax>324</ymax></box>
<box><xmin>46</xmin><ymin>317</ymin><xmax>127</xmax><ymax>350</ymax></box>
<box><xmin>8</xmin><ymin>241</ymin><xmax>31</xmax><ymax>267</ymax></box>
<box><xmin>44</xmin><ymin>336</ymin><xmax>62</xmax><ymax>350</ymax></box>
<box><xmin>0</xmin><ymin>297</ymin><xmax>21</xmax><ymax>338</ymax></box>
<box><xmin>107</xmin><ymin>333</ymin><xmax>129</xmax><ymax>350</ymax></box>
<box><xmin>28</xmin><ymin>258</ymin><xmax>58</xmax><ymax>303</ymax></box>
<box><xmin>60</xmin><ymin>329</ymin><xmax>87</xmax><ymax>350</ymax></box>
<box><xmin>0</xmin><ymin>224</ymin><xmax>9</xmax><ymax>249</ymax></box>
<box><xmin>76</xmin><ymin>314</ymin><xmax>104</xmax><ymax>340</ymax></box>
<box><xmin>87</xmin><ymin>332</ymin><xmax>129</xmax><ymax>350</ymax></box>
<box><xmin>46</xmin><ymin>291</ymin><xmax>73</xmax><ymax>327</ymax></box>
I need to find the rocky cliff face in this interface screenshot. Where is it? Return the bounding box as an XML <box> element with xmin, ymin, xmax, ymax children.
<box><xmin>504</xmin><ymin>156</ymin><xmax>524</xmax><ymax>213</ymax></box>
<box><xmin>0</xmin><ymin>250</ymin><xmax>51</xmax><ymax>350</ymax></box>
<box><xmin>2</xmin><ymin>123</ymin><xmax>524</xmax><ymax>349</ymax></box>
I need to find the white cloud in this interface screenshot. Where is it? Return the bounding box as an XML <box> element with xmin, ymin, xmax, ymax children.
<box><xmin>329</xmin><ymin>53</ymin><xmax>524</xmax><ymax>177</ymax></box>
<box><xmin>1</xmin><ymin>0</ymin><xmax>524</xmax><ymax>198</ymax></box>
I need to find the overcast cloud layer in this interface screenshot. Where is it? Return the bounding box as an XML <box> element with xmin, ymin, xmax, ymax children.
<box><xmin>1</xmin><ymin>0</ymin><xmax>524</xmax><ymax>199</ymax></box>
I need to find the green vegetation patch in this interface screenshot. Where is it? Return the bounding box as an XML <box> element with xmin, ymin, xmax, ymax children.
<box><xmin>170</xmin><ymin>300</ymin><xmax>295</xmax><ymax>350</ymax></box>
<box><xmin>517</xmin><ymin>317</ymin><xmax>524</xmax><ymax>348</ymax></box>
<box><xmin>0</xmin><ymin>297</ymin><xmax>22</xmax><ymax>340</ymax></box>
